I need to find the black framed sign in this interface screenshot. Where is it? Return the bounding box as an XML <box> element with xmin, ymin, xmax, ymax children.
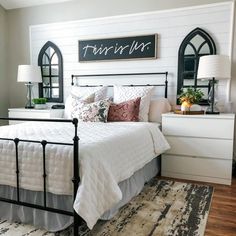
<box><xmin>78</xmin><ymin>34</ymin><xmax>157</xmax><ymax>62</ymax></box>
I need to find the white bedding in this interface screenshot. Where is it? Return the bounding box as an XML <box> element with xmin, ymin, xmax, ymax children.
<box><xmin>0</xmin><ymin>121</ymin><xmax>169</xmax><ymax>229</ymax></box>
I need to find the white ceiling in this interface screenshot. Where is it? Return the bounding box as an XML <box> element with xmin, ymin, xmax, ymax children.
<box><xmin>0</xmin><ymin>0</ymin><xmax>74</xmax><ymax>10</ymax></box>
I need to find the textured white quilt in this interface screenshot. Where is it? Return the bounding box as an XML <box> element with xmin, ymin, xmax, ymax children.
<box><xmin>0</xmin><ymin>121</ymin><xmax>169</xmax><ymax>229</ymax></box>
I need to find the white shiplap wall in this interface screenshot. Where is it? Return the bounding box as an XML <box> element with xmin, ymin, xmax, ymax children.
<box><xmin>30</xmin><ymin>2</ymin><xmax>234</xmax><ymax>105</ymax></box>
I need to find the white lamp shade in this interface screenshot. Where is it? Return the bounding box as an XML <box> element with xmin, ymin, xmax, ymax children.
<box><xmin>197</xmin><ymin>55</ymin><xmax>231</xmax><ymax>80</ymax></box>
<box><xmin>17</xmin><ymin>65</ymin><xmax>42</xmax><ymax>83</ymax></box>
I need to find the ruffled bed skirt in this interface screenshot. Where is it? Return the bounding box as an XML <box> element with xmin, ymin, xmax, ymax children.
<box><xmin>0</xmin><ymin>157</ymin><xmax>159</xmax><ymax>232</ymax></box>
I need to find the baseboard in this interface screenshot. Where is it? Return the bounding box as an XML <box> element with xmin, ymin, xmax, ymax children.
<box><xmin>162</xmin><ymin>171</ymin><xmax>231</xmax><ymax>185</ymax></box>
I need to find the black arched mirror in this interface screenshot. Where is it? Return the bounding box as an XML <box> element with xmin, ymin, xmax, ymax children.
<box><xmin>38</xmin><ymin>41</ymin><xmax>63</xmax><ymax>103</ymax></box>
<box><xmin>177</xmin><ymin>28</ymin><xmax>216</xmax><ymax>105</ymax></box>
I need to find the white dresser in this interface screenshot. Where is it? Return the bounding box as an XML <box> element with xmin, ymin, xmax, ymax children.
<box><xmin>161</xmin><ymin>113</ymin><xmax>235</xmax><ymax>185</ymax></box>
<box><xmin>8</xmin><ymin>108</ymin><xmax>64</xmax><ymax>125</ymax></box>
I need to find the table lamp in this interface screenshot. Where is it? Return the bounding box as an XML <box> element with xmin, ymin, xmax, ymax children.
<box><xmin>197</xmin><ymin>55</ymin><xmax>231</xmax><ymax>114</ymax></box>
<box><xmin>17</xmin><ymin>65</ymin><xmax>42</xmax><ymax>109</ymax></box>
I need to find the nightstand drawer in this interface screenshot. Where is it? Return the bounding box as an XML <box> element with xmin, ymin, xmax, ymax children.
<box><xmin>8</xmin><ymin>108</ymin><xmax>64</xmax><ymax>125</ymax></box>
<box><xmin>9</xmin><ymin>111</ymin><xmax>50</xmax><ymax>119</ymax></box>
<box><xmin>9</xmin><ymin>111</ymin><xmax>51</xmax><ymax>125</ymax></box>
<box><xmin>162</xmin><ymin>116</ymin><xmax>234</xmax><ymax>139</ymax></box>
<box><xmin>162</xmin><ymin>154</ymin><xmax>232</xmax><ymax>180</ymax></box>
<box><xmin>165</xmin><ymin>136</ymin><xmax>233</xmax><ymax>159</ymax></box>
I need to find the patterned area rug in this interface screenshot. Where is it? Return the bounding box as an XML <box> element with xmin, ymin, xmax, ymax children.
<box><xmin>0</xmin><ymin>178</ymin><xmax>213</xmax><ymax>236</ymax></box>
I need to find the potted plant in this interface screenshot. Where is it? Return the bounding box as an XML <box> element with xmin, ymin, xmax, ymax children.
<box><xmin>32</xmin><ymin>98</ymin><xmax>47</xmax><ymax>109</ymax></box>
<box><xmin>178</xmin><ymin>87</ymin><xmax>204</xmax><ymax>111</ymax></box>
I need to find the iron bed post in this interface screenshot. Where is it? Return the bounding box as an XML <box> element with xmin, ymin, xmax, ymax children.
<box><xmin>13</xmin><ymin>138</ymin><xmax>20</xmax><ymax>202</ymax></box>
<box><xmin>165</xmin><ymin>72</ymin><xmax>168</xmax><ymax>98</ymax></box>
<box><xmin>41</xmin><ymin>140</ymin><xmax>48</xmax><ymax>208</ymax></box>
<box><xmin>72</xmin><ymin>118</ymin><xmax>82</xmax><ymax>235</ymax></box>
<box><xmin>71</xmin><ymin>74</ymin><xmax>75</xmax><ymax>86</ymax></box>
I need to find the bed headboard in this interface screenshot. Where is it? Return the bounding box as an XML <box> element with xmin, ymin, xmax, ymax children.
<box><xmin>71</xmin><ymin>72</ymin><xmax>168</xmax><ymax>98</ymax></box>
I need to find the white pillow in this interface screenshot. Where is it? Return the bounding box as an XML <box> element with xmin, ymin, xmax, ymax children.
<box><xmin>64</xmin><ymin>95</ymin><xmax>74</xmax><ymax>118</ymax></box>
<box><xmin>149</xmin><ymin>98</ymin><xmax>171</xmax><ymax>123</ymax></box>
<box><xmin>113</xmin><ymin>86</ymin><xmax>154</xmax><ymax>122</ymax></box>
<box><xmin>71</xmin><ymin>86</ymin><xmax>107</xmax><ymax>101</ymax></box>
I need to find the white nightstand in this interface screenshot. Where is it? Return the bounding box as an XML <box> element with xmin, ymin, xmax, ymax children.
<box><xmin>8</xmin><ymin>108</ymin><xmax>64</xmax><ymax>125</ymax></box>
<box><xmin>161</xmin><ymin>113</ymin><xmax>235</xmax><ymax>185</ymax></box>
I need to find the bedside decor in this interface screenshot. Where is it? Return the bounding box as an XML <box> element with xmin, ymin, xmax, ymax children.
<box><xmin>178</xmin><ymin>87</ymin><xmax>204</xmax><ymax>112</ymax></box>
<box><xmin>79</xmin><ymin>34</ymin><xmax>157</xmax><ymax>62</ymax></box>
<box><xmin>197</xmin><ymin>55</ymin><xmax>231</xmax><ymax>114</ymax></box>
<box><xmin>32</xmin><ymin>98</ymin><xmax>47</xmax><ymax>109</ymax></box>
<box><xmin>177</xmin><ymin>28</ymin><xmax>216</xmax><ymax>106</ymax></box>
<box><xmin>17</xmin><ymin>65</ymin><xmax>42</xmax><ymax>109</ymax></box>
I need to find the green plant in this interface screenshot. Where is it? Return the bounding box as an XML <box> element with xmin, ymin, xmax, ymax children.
<box><xmin>32</xmin><ymin>98</ymin><xmax>47</xmax><ymax>104</ymax></box>
<box><xmin>178</xmin><ymin>87</ymin><xmax>204</xmax><ymax>104</ymax></box>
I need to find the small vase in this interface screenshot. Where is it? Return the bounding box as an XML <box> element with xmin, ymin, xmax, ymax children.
<box><xmin>181</xmin><ymin>101</ymin><xmax>191</xmax><ymax>111</ymax></box>
<box><xmin>34</xmin><ymin>104</ymin><xmax>47</xmax><ymax>109</ymax></box>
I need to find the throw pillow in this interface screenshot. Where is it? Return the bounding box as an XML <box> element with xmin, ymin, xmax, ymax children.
<box><xmin>108</xmin><ymin>97</ymin><xmax>141</xmax><ymax>122</ymax></box>
<box><xmin>113</xmin><ymin>86</ymin><xmax>154</xmax><ymax>122</ymax></box>
<box><xmin>73</xmin><ymin>99</ymin><xmax>111</xmax><ymax>122</ymax></box>
<box><xmin>70</xmin><ymin>93</ymin><xmax>95</xmax><ymax>118</ymax></box>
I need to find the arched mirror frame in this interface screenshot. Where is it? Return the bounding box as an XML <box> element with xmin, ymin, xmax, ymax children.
<box><xmin>177</xmin><ymin>28</ymin><xmax>216</xmax><ymax>105</ymax></box>
<box><xmin>38</xmin><ymin>41</ymin><xmax>63</xmax><ymax>103</ymax></box>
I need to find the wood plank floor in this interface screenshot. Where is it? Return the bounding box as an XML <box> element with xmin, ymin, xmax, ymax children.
<box><xmin>160</xmin><ymin>176</ymin><xmax>236</xmax><ymax>236</ymax></box>
<box><xmin>205</xmin><ymin>177</ymin><xmax>236</xmax><ymax>236</ymax></box>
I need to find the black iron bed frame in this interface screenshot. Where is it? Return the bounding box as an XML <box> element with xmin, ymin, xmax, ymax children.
<box><xmin>0</xmin><ymin>71</ymin><xmax>168</xmax><ymax>236</ymax></box>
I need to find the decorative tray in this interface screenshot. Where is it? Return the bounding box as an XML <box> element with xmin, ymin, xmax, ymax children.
<box><xmin>174</xmin><ymin>110</ymin><xmax>205</xmax><ymax>115</ymax></box>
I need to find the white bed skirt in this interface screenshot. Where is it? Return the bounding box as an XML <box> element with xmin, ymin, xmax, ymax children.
<box><xmin>0</xmin><ymin>157</ymin><xmax>160</xmax><ymax>232</ymax></box>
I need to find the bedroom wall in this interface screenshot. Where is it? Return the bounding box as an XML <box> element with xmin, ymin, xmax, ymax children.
<box><xmin>0</xmin><ymin>5</ymin><xmax>8</xmax><ymax>125</ymax></box>
<box><xmin>6</xmin><ymin>0</ymin><xmax>233</xmax><ymax>108</ymax></box>
<box><xmin>29</xmin><ymin>2</ymin><xmax>233</xmax><ymax>106</ymax></box>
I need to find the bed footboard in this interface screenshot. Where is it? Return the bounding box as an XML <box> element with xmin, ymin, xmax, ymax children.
<box><xmin>0</xmin><ymin>117</ymin><xmax>82</xmax><ymax>236</ymax></box>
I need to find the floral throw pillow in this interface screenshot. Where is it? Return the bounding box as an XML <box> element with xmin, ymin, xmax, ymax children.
<box><xmin>108</xmin><ymin>97</ymin><xmax>141</xmax><ymax>122</ymax></box>
<box><xmin>75</xmin><ymin>99</ymin><xmax>111</xmax><ymax>122</ymax></box>
<box><xmin>70</xmin><ymin>93</ymin><xmax>95</xmax><ymax>119</ymax></box>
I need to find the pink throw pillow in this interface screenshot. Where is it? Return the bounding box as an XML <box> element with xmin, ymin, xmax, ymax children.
<box><xmin>108</xmin><ymin>97</ymin><xmax>141</xmax><ymax>122</ymax></box>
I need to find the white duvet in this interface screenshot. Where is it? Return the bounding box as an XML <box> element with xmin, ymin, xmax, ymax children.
<box><xmin>0</xmin><ymin>121</ymin><xmax>170</xmax><ymax>229</ymax></box>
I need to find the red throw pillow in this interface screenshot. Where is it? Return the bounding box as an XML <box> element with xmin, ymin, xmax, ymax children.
<box><xmin>108</xmin><ymin>97</ymin><xmax>141</xmax><ymax>122</ymax></box>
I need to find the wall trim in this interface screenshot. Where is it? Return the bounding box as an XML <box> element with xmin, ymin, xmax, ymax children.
<box><xmin>29</xmin><ymin>2</ymin><xmax>233</xmax><ymax>30</ymax></box>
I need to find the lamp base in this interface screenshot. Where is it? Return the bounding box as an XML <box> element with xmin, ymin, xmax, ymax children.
<box><xmin>205</xmin><ymin>104</ymin><xmax>220</xmax><ymax>115</ymax></box>
<box><xmin>206</xmin><ymin>110</ymin><xmax>220</xmax><ymax>115</ymax></box>
<box><xmin>25</xmin><ymin>82</ymin><xmax>34</xmax><ymax>109</ymax></box>
<box><xmin>206</xmin><ymin>77</ymin><xmax>220</xmax><ymax>115</ymax></box>
<box><xmin>25</xmin><ymin>105</ymin><xmax>34</xmax><ymax>109</ymax></box>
